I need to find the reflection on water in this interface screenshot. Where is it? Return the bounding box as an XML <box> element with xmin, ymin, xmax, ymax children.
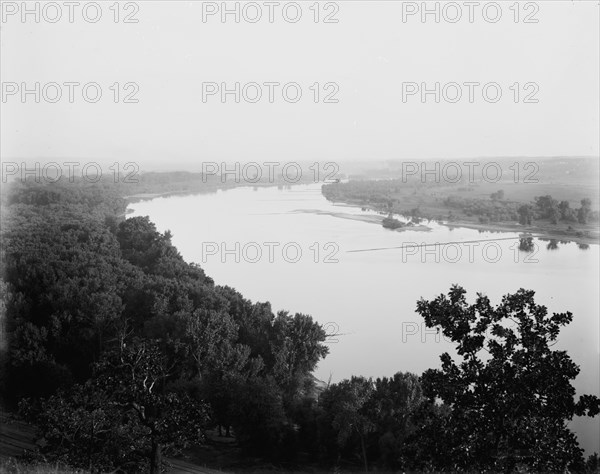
<box><xmin>129</xmin><ymin>183</ymin><xmax>600</xmax><ymax>454</ymax></box>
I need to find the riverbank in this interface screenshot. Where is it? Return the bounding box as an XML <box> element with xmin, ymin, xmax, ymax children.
<box><xmin>324</xmin><ymin>198</ymin><xmax>599</xmax><ymax>246</ymax></box>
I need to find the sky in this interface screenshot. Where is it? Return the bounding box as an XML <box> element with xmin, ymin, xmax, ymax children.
<box><xmin>1</xmin><ymin>1</ymin><xmax>599</xmax><ymax>170</ymax></box>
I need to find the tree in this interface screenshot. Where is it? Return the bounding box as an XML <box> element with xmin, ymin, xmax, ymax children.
<box><xmin>116</xmin><ymin>216</ymin><xmax>203</xmax><ymax>280</ymax></box>
<box><xmin>270</xmin><ymin>311</ymin><xmax>329</xmax><ymax>401</ymax></box>
<box><xmin>26</xmin><ymin>339</ymin><xmax>210</xmax><ymax>473</ymax></box>
<box><xmin>534</xmin><ymin>195</ymin><xmax>560</xmax><ymax>224</ymax></box>
<box><xmin>519</xmin><ymin>236</ymin><xmax>535</xmax><ymax>252</ymax></box>
<box><xmin>366</xmin><ymin>372</ymin><xmax>425</xmax><ymax>470</ymax></box>
<box><xmin>578</xmin><ymin>198</ymin><xmax>592</xmax><ymax>224</ymax></box>
<box><xmin>490</xmin><ymin>190</ymin><xmax>504</xmax><ymax>201</ymax></box>
<box><xmin>101</xmin><ymin>339</ymin><xmax>209</xmax><ymax>473</ymax></box>
<box><xmin>229</xmin><ymin>375</ymin><xmax>292</xmax><ymax>459</ymax></box>
<box><xmin>517</xmin><ymin>204</ymin><xmax>533</xmax><ymax>225</ymax></box>
<box><xmin>2</xmin><ymin>204</ymin><xmax>129</xmax><ymax>399</ymax></box>
<box><xmin>558</xmin><ymin>200</ymin><xmax>576</xmax><ymax>222</ymax></box>
<box><xmin>415</xmin><ymin>286</ymin><xmax>600</xmax><ymax>472</ymax></box>
<box><xmin>319</xmin><ymin>376</ymin><xmax>375</xmax><ymax>472</ymax></box>
<box><xmin>23</xmin><ymin>381</ymin><xmax>143</xmax><ymax>472</ymax></box>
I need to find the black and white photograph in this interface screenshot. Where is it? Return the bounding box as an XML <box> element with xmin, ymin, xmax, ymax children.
<box><xmin>1</xmin><ymin>1</ymin><xmax>599</xmax><ymax>472</ymax></box>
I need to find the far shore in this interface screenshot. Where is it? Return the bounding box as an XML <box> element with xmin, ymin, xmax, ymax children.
<box><xmin>121</xmin><ymin>180</ymin><xmax>301</xmax><ymax>202</ymax></box>
<box><xmin>325</xmin><ymin>200</ymin><xmax>600</xmax><ymax>246</ymax></box>
<box><xmin>119</xmin><ymin>181</ymin><xmax>289</xmax><ymax>216</ymax></box>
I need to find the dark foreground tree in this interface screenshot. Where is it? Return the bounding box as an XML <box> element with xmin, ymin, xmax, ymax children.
<box><xmin>366</xmin><ymin>372</ymin><xmax>425</xmax><ymax>469</ymax></box>
<box><xmin>416</xmin><ymin>286</ymin><xmax>600</xmax><ymax>472</ymax></box>
<box><xmin>319</xmin><ymin>376</ymin><xmax>375</xmax><ymax>472</ymax></box>
<box><xmin>22</xmin><ymin>339</ymin><xmax>209</xmax><ymax>473</ymax></box>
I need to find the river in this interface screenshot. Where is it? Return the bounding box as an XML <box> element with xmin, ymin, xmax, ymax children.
<box><xmin>128</xmin><ymin>183</ymin><xmax>600</xmax><ymax>454</ymax></box>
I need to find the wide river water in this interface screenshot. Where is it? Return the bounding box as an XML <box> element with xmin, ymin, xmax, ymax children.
<box><xmin>129</xmin><ymin>183</ymin><xmax>600</xmax><ymax>454</ymax></box>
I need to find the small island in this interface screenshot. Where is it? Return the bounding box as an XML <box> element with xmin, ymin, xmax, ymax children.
<box><xmin>382</xmin><ymin>214</ymin><xmax>409</xmax><ymax>230</ymax></box>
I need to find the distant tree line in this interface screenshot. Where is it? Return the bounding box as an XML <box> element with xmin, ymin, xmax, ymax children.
<box><xmin>322</xmin><ymin>180</ymin><xmax>599</xmax><ymax>229</ymax></box>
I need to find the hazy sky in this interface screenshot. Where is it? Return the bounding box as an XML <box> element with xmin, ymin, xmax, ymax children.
<box><xmin>1</xmin><ymin>1</ymin><xmax>599</xmax><ymax>169</ymax></box>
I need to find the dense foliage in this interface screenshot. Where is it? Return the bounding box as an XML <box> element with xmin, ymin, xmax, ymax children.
<box><xmin>416</xmin><ymin>286</ymin><xmax>600</xmax><ymax>472</ymax></box>
<box><xmin>1</xmin><ymin>178</ymin><xmax>328</xmax><ymax>472</ymax></box>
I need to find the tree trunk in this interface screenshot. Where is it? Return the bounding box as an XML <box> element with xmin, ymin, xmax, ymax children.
<box><xmin>150</xmin><ymin>438</ymin><xmax>162</xmax><ymax>474</ymax></box>
<box><xmin>360</xmin><ymin>433</ymin><xmax>368</xmax><ymax>473</ymax></box>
